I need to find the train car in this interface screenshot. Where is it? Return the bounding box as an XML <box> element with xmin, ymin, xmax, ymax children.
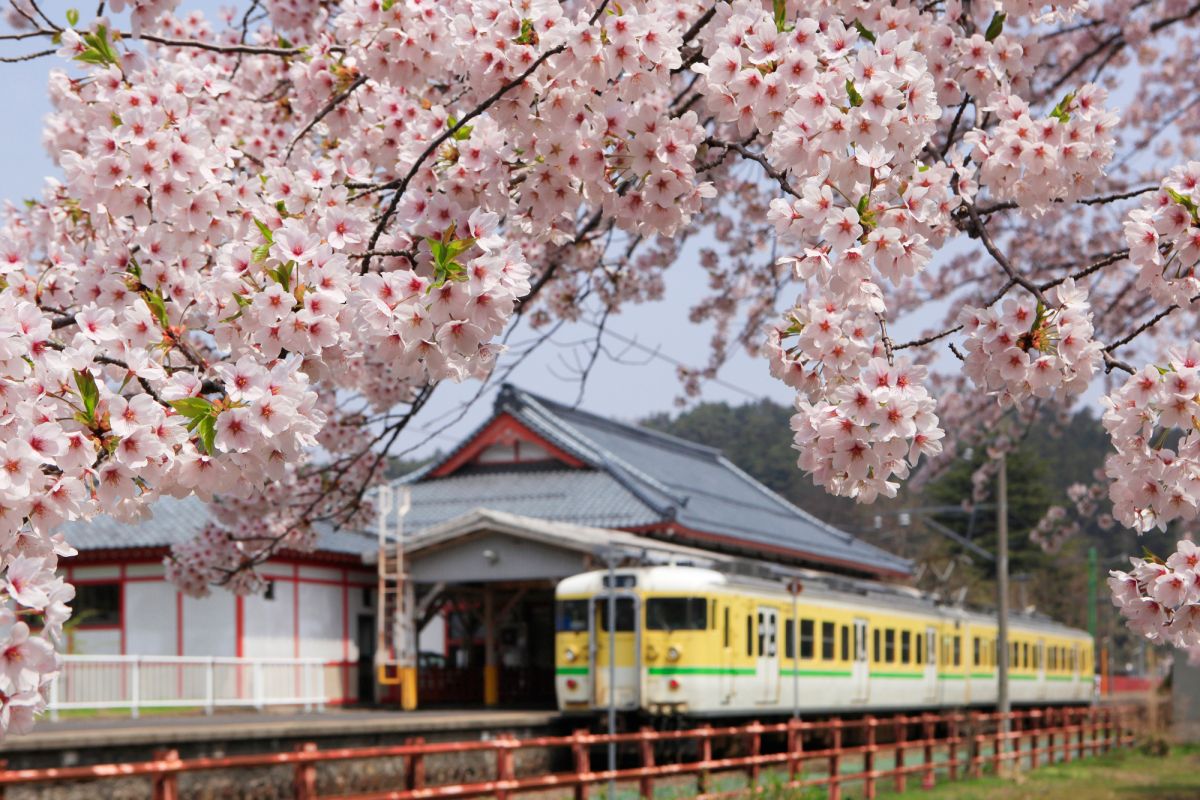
<box><xmin>555</xmin><ymin>566</ymin><xmax>1093</xmax><ymax>717</ymax></box>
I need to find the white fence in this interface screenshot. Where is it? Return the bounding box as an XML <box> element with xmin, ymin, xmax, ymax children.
<box><xmin>48</xmin><ymin>655</ymin><xmax>330</xmax><ymax>719</ymax></box>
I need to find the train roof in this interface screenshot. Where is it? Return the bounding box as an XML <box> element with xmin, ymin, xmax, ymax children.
<box><xmin>556</xmin><ymin>566</ymin><xmax>1090</xmax><ymax>639</ymax></box>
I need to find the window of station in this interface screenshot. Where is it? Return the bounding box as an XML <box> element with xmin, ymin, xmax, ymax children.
<box><xmin>821</xmin><ymin>622</ymin><xmax>836</xmax><ymax>660</ymax></box>
<box><xmin>800</xmin><ymin>619</ymin><xmax>815</xmax><ymax>659</ymax></box>
<box><xmin>841</xmin><ymin>625</ymin><xmax>850</xmax><ymax>661</ymax></box>
<box><xmin>900</xmin><ymin>630</ymin><xmax>911</xmax><ymax>664</ymax></box>
<box><xmin>74</xmin><ymin>583</ymin><xmax>121</xmax><ymax>627</ymax></box>
<box><xmin>884</xmin><ymin>629</ymin><xmax>896</xmax><ymax>663</ymax></box>
<box><xmin>646</xmin><ymin>598</ymin><xmax>708</xmax><ymax>631</ymax></box>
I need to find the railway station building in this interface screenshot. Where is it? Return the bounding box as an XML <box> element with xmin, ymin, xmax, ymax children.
<box><xmin>57</xmin><ymin>384</ymin><xmax>911</xmax><ymax>712</ymax></box>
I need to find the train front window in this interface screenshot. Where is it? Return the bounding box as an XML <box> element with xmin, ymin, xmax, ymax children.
<box><xmin>597</xmin><ymin>598</ymin><xmax>636</xmax><ymax>632</ymax></box>
<box><xmin>646</xmin><ymin>598</ymin><xmax>707</xmax><ymax>631</ymax></box>
<box><xmin>556</xmin><ymin>600</ymin><xmax>589</xmax><ymax>632</ymax></box>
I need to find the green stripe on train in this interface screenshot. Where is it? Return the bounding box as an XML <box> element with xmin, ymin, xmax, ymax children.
<box><xmin>647</xmin><ymin>667</ymin><xmax>756</xmax><ymax>676</ymax></box>
<box><xmin>555</xmin><ymin>667</ymin><xmax>590</xmax><ymax>675</ymax></box>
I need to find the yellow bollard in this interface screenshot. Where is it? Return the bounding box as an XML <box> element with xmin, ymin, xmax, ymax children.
<box><xmin>401</xmin><ymin>666</ymin><xmax>418</xmax><ymax>711</ymax></box>
<box><xmin>484</xmin><ymin>665</ymin><xmax>500</xmax><ymax>706</ymax></box>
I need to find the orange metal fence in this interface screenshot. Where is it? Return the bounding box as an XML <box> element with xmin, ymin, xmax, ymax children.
<box><xmin>0</xmin><ymin>705</ymin><xmax>1140</xmax><ymax>800</ymax></box>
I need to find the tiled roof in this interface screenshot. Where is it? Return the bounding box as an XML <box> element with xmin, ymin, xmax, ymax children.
<box><xmin>404</xmin><ymin>385</ymin><xmax>912</xmax><ymax>578</ymax></box>
<box><xmin>60</xmin><ymin>495</ymin><xmax>376</xmax><ymax>558</ymax></box>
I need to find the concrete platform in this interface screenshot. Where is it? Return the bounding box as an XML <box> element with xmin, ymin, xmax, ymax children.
<box><xmin>0</xmin><ymin>708</ymin><xmax>565</xmax><ymax>768</ymax></box>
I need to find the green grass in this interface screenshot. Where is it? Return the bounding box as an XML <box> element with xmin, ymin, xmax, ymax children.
<box><xmin>871</xmin><ymin>744</ymin><xmax>1200</xmax><ymax>800</ymax></box>
<box><xmin>49</xmin><ymin>705</ymin><xmax>206</xmax><ymax>720</ymax></box>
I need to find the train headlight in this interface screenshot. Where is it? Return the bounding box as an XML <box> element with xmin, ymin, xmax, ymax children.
<box><xmin>666</xmin><ymin>646</ymin><xmax>682</xmax><ymax>662</ymax></box>
<box><xmin>645</xmin><ymin>645</ymin><xmax>658</xmax><ymax>661</ymax></box>
<box><xmin>564</xmin><ymin>648</ymin><xmax>577</xmax><ymax>663</ymax></box>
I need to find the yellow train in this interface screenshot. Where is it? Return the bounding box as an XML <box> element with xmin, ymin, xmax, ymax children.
<box><xmin>555</xmin><ymin>566</ymin><xmax>1093</xmax><ymax>716</ymax></box>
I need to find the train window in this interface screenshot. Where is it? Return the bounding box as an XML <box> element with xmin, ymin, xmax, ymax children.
<box><xmin>884</xmin><ymin>629</ymin><xmax>895</xmax><ymax>663</ymax></box>
<box><xmin>800</xmin><ymin>619</ymin><xmax>815</xmax><ymax>659</ymax></box>
<box><xmin>646</xmin><ymin>598</ymin><xmax>707</xmax><ymax>631</ymax></box>
<box><xmin>1023</xmin><ymin>642</ymin><xmax>1030</xmax><ymax>670</ymax></box>
<box><xmin>723</xmin><ymin>607</ymin><xmax>730</xmax><ymax>648</ymax></box>
<box><xmin>555</xmin><ymin>600</ymin><xmax>589</xmax><ymax>632</ymax></box>
<box><xmin>711</xmin><ymin>599</ymin><xmax>717</xmax><ymax>630</ymax></box>
<box><xmin>821</xmin><ymin>622</ymin><xmax>836</xmax><ymax>660</ymax></box>
<box><xmin>747</xmin><ymin>615</ymin><xmax>754</xmax><ymax>657</ymax></box>
<box><xmin>597</xmin><ymin>598</ymin><xmax>636</xmax><ymax>632</ymax></box>
<box><xmin>972</xmin><ymin>637</ymin><xmax>981</xmax><ymax>668</ymax></box>
<box><xmin>900</xmin><ymin>631</ymin><xmax>911</xmax><ymax>664</ymax></box>
<box><xmin>1071</xmin><ymin>645</ymin><xmax>1078</xmax><ymax>672</ymax></box>
<box><xmin>952</xmin><ymin>636</ymin><xmax>961</xmax><ymax>667</ymax></box>
<box><xmin>841</xmin><ymin>625</ymin><xmax>850</xmax><ymax>661</ymax></box>
<box><xmin>785</xmin><ymin>618</ymin><xmax>795</xmax><ymax>659</ymax></box>
<box><xmin>874</xmin><ymin>629</ymin><xmax>881</xmax><ymax>663</ymax></box>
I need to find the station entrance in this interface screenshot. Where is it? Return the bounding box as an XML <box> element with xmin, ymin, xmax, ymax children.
<box><xmin>377</xmin><ymin>508</ymin><xmax>716</xmax><ymax>710</ymax></box>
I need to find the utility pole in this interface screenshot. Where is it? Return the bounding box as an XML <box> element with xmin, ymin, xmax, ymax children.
<box><xmin>996</xmin><ymin>451</ymin><xmax>1011</xmax><ymax>733</ymax></box>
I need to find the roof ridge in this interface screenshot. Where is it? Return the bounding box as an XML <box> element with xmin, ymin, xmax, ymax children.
<box><xmin>501</xmin><ymin>384</ymin><xmax>725</xmax><ymax>459</ymax></box>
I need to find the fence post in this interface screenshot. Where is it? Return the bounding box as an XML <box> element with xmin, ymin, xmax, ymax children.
<box><xmin>948</xmin><ymin>713</ymin><xmax>960</xmax><ymax>782</ymax></box>
<box><xmin>749</xmin><ymin>720</ymin><xmax>762</xmax><ymax>788</ymax></box>
<box><xmin>293</xmin><ymin>742</ymin><xmax>318</xmax><ymax>800</ymax></box>
<box><xmin>894</xmin><ymin>715</ymin><xmax>907</xmax><ymax>792</ymax></box>
<box><xmin>495</xmin><ymin>736</ymin><xmax>516</xmax><ymax>800</ymax></box>
<box><xmin>864</xmin><ymin>715</ymin><xmax>877</xmax><ymax>800</ymax></box>
<box><xmin>921</xmin><ymin>713</ymin><xmax>935</xmax><ymax>790</ymax></box>
<box><xmin>992</xmin><ymin>711</ymin><xmax>1003</xmax><ymax>775</ymax></box>
<box><xmin>404</xmin><ymin>736</ymin><xmax>426</xmax><ymax>790</ymax></box>
<box><xmin>151</xmin><ymin>749</ymin><xmax>179</xmax><ymax>800</ymax></box>
<box><xmin>204</xmin><ymin>657</ymin><xmax>215</xmax><ymax>715</ymax></box>
<box><xmin>829</xmin><ymin>717</ymin><xmax>843</xmax><ymax>800</ymax></box>
<box><xmin>967</xmin><ymin>712</ymin><xmax>982</xmax><ymax>778</ymax></box>
<box><xmin>639</xmin><ymin>726</ymin><xmax>655</xmax><ymax>800</ymax></box>
<box><xmin>572</xmin><ymin>729</ymin><xmax>590</xmax><ymax>800</ymax></box>
<box><xmin>303</xmin><ymin>663</ymin><xmax>312</xmax><ymax>713</ymax></box>
<box><xmin>786</xmin><ymin>718</ymin><xmax>798</xmax><ymax>787</ymax></box>
<box><xmin>1076</xmin><ymin>709</ymin><xmax>1086</xmax><ymax>760</ymax></box>
<box><xmin>253</xmin><ymin>661</ymin><xmax>264</xmax><ymax>711</ymax></box>
<box><xmin>698</xmin><ymin>725</ymin><xmax>713</xmax><ymax>796</ymax></box>
<box><xmin>131</xmin><ymin>657</ymin><xmax>141</xmax><ymax>720</ymax></box>
<box><xmin>1029</xmin><ymin>710</ymin><xmax>1041</xmax><ymax>770</ymax></box>
<box><xmin>318</xmin><ymin>662</ymin><xmax>327</xmax><ymax>712</ymax></box>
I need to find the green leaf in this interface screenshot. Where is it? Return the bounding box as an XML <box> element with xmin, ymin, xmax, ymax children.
<box><xmin>856</xmin><ymin>194</ymin><xmax>870</xmax><ymax>215</ymax></box>
<box><xmin>170</xmin><ymin>397</ymin><xmax>215</xmax><ymax>421</ymax></box>
<box><xmin>75</xmin><ymin>25</ymin><xmax>120</xmax><ymax>68</ymax></box>
<box><xmin>382</xmin><ymin>0</ymin><xmax>396</xmax><ymax>9</ymax></box>
<box><xmin>143</xmin><ymin>290</ymin><xmax>170</xmax><ymax>329</ymax></box>
<box><xmin>845</xmin><ymin>79</ymin><xmax>864</xmax><ymax>108</ymax></box>
<box><xmin>74</xmin><ymin>370</ymin><xmax>99</xmax><ymax>421</ymax></box>
<box><xmin>853</xmin><ymin>20</ymin><xmax>876</xmax><ymax>44</ymax></box>
<box><xmin>252</xmin><ymin>244</ymin><xmax>271</xmax><ymax>264</ymax></box>
<box><xmin>514</xmin><ymin>18</ymin><xmax>537</xmax><ymax>45</ymax></box>
<box><xmin>66</xmin><ymin>8</ymin><xmax>80</xmax><ymax>27</ymax></box>
<box><xmin>984</xmin><ymin>12</ymin><xmax>1006</xmax><ymax>41</ymax></box>
<box><xmin>253</xmin><ymin>217</ymin><xmax>274</xmax><ymax>245</ymax></box>
<box><xmin>268</xmin><ymin>260</ymin><xmax>295</xmax><ymax>292</ymax></box>
<box><xmin>773</xmin><ymin>0</ymin><xmax>788</xmax><ymax>32</ymax></box>
<box><xmin>1166</xmin><ymin>188</ymin><xmax>1199</xmax><ymax>216</ymax></box>
<box><xmin>1049</xmin><ymin>91</ymin><xmax>1074</xmax><ymax>124</ymax></box>
<box><xmin>448</xmin><ymin>116</ymin><xmax>474</xmax><ymax>141</ymax></box>
<box><xmin>196</xmin><ymin>414</ymin><xmax>217</xmax><ymax>455</ymax></box>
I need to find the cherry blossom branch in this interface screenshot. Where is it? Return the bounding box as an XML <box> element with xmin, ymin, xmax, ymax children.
<box><xmin>975</xmin><ymin>186</ymin><xmax>1158</xmax><ymax>216</ymax></box>
<box><xmin>362</xmin><ymin>41</ymin><xmax>570</xmax><ymax>274</ymax></box>
<box><xmin>705</xmin><ymin>136</ymin><xmax>800</xmax><ymax>197</ymax></box>
<box><xmin>963</xmin><ymin>202</ymin><xmax>1050</xmax><ymax>307</ymax></box>
<box><xmin>284</xmin><ymin>74</ymin><xmax>367</xmax><ymax>162</ymax></box>
<box><xmin>0</xmin><ymin>48</ymin><xmax>53</xmax><ymax>63</ymax></box>
<box><xmin>1038</xmin><ymin>248</ymin><xmax>1131</xmax><ymax>290</ymax></box>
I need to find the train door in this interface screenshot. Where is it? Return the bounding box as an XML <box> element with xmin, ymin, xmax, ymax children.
<box><xmin>851</xmin><ymin>618</ymin><xmax>869</xmax><ymax>703</ymax></box>
<box><xmin>590</xmin><ymin>594</ymin><xmax>641</xmax><ymax>710</ymax></box>
<box><xmin>923</xmin><ymin>626</ymin><xmax>939</xmax><ymax>703</ymax></box>
<box><xmin>757</xmin><ymin>607</ymin><xmax>780</xmax><ymax>704</ymax></box>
